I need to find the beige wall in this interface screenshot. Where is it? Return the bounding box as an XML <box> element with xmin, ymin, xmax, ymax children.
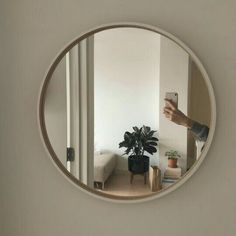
<box><xmin>1</xmin><ymin>1</ymin><xmax>236</xmax><ymax>236</ymax></box>
<box><xmin>94</xmin><ymin>28</ymin><xmax>160</xmax><ymax>170</ymax></box>
<box><xmin>159</xmin><ymin>36</ymin><xmax>189</xmax><ymax>173</ymax></box>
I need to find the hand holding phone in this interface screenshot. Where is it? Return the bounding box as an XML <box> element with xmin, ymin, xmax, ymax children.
<box><xmin>164</xmin><ymin>92</ymin><xmax>192</xmax><ymax>128</ymax></box>
<box><xmin>165</xmin><ymin>92</ymin><xmax>178</xmax><ymax>108</ymax></box>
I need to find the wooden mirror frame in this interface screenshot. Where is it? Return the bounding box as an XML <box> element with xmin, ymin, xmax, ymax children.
<box><xmin>38</xmin><ymin>22</ymin><xmax>216</xmax><ymax>203</ymax></box>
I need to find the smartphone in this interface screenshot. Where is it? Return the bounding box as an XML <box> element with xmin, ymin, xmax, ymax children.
<box><xmin>165</xmin><ymin>92</ymin><xmax>178</xmax><ymax>108</ymax></box>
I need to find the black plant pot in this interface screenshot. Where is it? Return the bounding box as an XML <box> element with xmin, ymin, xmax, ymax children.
<box><xmin>128</xmin><ymin>155</ymin><xmax>149</xmax><ymax>174</ymax></box>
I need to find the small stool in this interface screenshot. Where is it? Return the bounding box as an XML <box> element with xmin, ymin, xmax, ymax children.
<box><xmin>130</xmin><ymin>172</ymin><xmax>148</xmax><ymax>184</ymax></box>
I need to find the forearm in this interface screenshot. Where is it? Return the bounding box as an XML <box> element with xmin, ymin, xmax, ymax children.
<box><xmin>189</xmin><ymin>121</ymin><xmax>209</xmax><ymax>141</ymax></box>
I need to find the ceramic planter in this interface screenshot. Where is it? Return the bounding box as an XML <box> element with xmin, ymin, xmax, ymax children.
<box><xmin>128</xmin><ymin>155</ymin><xmax>149</xmax><ymax>174</ymax></box>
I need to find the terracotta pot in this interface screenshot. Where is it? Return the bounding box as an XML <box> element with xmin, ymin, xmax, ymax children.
<box><xmin>168</xmin><ymin>158</ymin><xmax>178</xmax><ymax>168</ymax></box>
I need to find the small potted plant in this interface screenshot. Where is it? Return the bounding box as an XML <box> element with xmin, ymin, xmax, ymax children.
<box><xmin>119</xmin><ymin>125</ymin><xmax>158</xmax><ymax>174</ymax></box>
<box><xmin>165</xmin><ymin>150</ymin><xmax>181</xmax><ymax>168</ymax></box>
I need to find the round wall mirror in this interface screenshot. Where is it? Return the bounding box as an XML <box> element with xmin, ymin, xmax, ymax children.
<box><xmin>39</xmin><ymin>23</ymin><xmax>216</xmax><ymax>202</ymax></box>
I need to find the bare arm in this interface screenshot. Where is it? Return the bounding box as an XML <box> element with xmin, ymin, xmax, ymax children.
<box><xmin>163</xmin><ymin>99</ymin><xmax>209</xmax><ymax>141</ymax></box>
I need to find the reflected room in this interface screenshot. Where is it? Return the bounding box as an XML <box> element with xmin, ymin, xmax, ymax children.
<box><xmin>44</xmin><ymin>27</ymin><xmax>211</xmax><ymax>197</ymax></box>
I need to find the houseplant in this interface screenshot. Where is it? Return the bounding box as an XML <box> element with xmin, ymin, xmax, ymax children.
<box><xmin>119</xmin><ymin>125</ymin><xmax>158</xmax><ymax>174</ymax></box>
<box><xmin>165</xmin><ymin>150</ymin><xmax>181</xmax><ymax>168</ymax></box>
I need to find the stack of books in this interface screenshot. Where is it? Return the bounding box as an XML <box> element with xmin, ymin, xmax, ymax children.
<box><xmin>162</xmin><ymin>167</ymin><xmax>182</xmax><ymax>185</ymax></box>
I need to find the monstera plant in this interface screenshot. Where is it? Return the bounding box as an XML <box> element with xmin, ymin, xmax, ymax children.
<box><xmin>119</xmin><ymin>125</ymin><xmax>158</xmax><ymax>174</ymax></box>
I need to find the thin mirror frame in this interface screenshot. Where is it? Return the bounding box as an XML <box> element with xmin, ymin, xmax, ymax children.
<box><xmin>38</xmin><ymin>22</ymin><xmax>216</xmax><ymax>203</ymax></box>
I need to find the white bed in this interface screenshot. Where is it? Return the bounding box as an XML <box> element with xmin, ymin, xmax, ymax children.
<box><xmin>94</xmin><ymin>153</ymin><xmax>117</xmax><ymax>189</ymax></box>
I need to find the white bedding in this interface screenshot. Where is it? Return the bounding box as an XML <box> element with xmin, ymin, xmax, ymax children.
<box><xmin>94</xmin><ymin>153</ymin><xmax>117</xmax><ymax>188</ymax></box>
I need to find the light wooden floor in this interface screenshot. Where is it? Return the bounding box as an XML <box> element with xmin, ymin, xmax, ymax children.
<box><xmin>97</xmin><ymin>172</ymin><xmax>153</xmax><ymax>197</ymax></box>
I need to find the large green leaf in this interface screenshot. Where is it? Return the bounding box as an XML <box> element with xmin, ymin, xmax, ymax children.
<box><xmin>133</xmin><ymin>126</ymin><xmax>140</xmax><ymax>133</ymax></box>
<box><xmin>150</xmin><ymin>137</ymin><xmax>159</xmax><ymax>141</ymax></box>
<box><xmin>119</xmin><ymin>141</ymin><xmax>129</xmax><ymax>148</ymax></box>
<box><xmin>142</xmin><ymin>125</ymin><xmax>150</xmax><ymax>134</ymax></box>
<box><xmin>146</xmin><ymin>141</ymin><xmax>158</xmax><ymax>146</ymax></box>
<box><xmin>147</xmin><ymin>130</ymin><xmax>156</xmax><ymax>137</ymax></box>
<box><xmin>144</xmin><ymin>145</ymin><xmax>157</xmax><ymax>154</ymax></box>
<box><xmin>124</xmin><ymin>131</ymin><xmax>132</xmax><ymax>140</ymax></box>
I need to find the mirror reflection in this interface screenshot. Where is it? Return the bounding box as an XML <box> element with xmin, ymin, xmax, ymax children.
<box><xmin>44</xmin><ymin>27</ymin><xmax>211</xmax><ymax>198</ymax></box>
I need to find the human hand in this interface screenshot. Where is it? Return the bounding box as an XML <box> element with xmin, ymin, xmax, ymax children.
<box><xmin>163</xmin><ymin>99</ymin><xmax>193</xmax><ymax>128</ymax></box>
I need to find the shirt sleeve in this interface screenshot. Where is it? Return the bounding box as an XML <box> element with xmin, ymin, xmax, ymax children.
<box><xmin>190</xmin><ymin>121</ymin><xmax>209</xmax><ymax>142</ymax></box>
